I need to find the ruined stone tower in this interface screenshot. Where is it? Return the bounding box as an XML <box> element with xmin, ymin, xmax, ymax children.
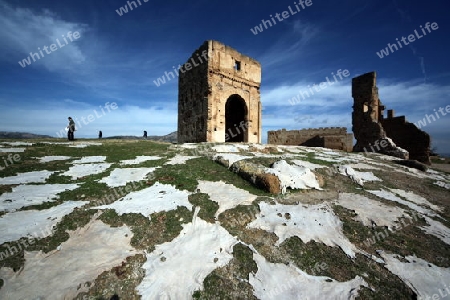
<box><xmin>352</xmin><ymin>71</ymin><xmax>431</xmax><ymax>164</ymax></box>
<box><xmin>178</xmin><ymin>40</ymin><xmax>262</xmax><ymax>143</ymax></box>
<box><xmin>352</xmin><ymin>72</ymin><xmax>387</xmax><ymax>152</ymax></box>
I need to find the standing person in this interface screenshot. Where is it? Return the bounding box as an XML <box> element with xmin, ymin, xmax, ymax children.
<box><xmin>98</xmin><ymin>130</ymin><xmax>102</xmax><ymax>139</ymax></box>
<box><xmin>67</xmin><ymin>117</ymin><xmax>75</xmax><ymax>141</ymax></box>
<box><xmin>143</xmin><ymin>130</ymin><xmax>147</xmax><ymax>139</ymax></box>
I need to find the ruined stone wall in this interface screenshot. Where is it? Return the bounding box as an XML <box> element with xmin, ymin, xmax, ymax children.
<box><xmin>178</xmin><ymin>40</ymin><xmax>261</xmax><ymax>143</ymax></box>
<box><xmin>352</xmin><ymin>71</ymin><xmax>431</xmax><ymax>164</ymax></box>
<box><xmin>178</xmin><ymin>42</ymin><xmax>209</xmax><ymax>143</ymax></box>
<box><xmin>381</xmin><ymin>116</ymin><xmax>431</xmax><ymax>164</ymax></box>
<box><xmin>267</xmin><ymin>127</ymin><xmax>353</xmax><ymax>152</ymax></box>
<box><xmin>351</xmin><ymin>72</ymin><xmax>386</xmax><ymax>152</ymax></box>
<box><xmin>324</xmin><ymin>135</ymin><xmax>354</xmax><ymax>152</ymax></box>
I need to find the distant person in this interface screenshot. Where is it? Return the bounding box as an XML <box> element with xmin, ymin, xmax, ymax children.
<box><xmin>67</xmin><ymin>117</ymin><xmax>75</xmax><ymax>141</ymax></box>
<box><xmin>143</xmin><ymin>130</ymin><xmax>147</xmax><ymax>139</ymax></box>
<box><xmin>98</xmin><ymin>130</ymin><xmax>102</xmax><ymax>139</ymax></box>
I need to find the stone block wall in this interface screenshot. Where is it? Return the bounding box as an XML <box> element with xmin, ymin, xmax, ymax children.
<box><xmin>267</xmin><ymin>127</ymin><xmax>353</xmax><ymax>152</ymax></box>
<box><xmin>381</xmin><ymin>116</ymin><xmax>431</xmax><ymax>164</ymax></box>
<box><xmin>178</xmin><ymin>42</ymin><xmax>209</xmax><ymax>143</ymax></box>
<box><xmin>351</xmin><ymin>72</ymin><xmax>387</xmax><ymax>152</ymax></box>
<box><xmin>178</xmin><ymin>40</ymin><xmax>262</xmax><ymax>143</ymax></box>
<box><xmin>352</xmin><ymin>71</ymin><xmax>431</xmax><ymax>164</ymax></box>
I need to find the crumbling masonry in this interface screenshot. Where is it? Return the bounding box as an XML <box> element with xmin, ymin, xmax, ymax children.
<box><xmin>267</xmin><ymin>128</ymin><xmax>353</xmax><ymax>152</ymax></box>
<box><xmin>352</xmin><ymin>71</ymin><xmax>431</xmax><ymax>164</ymax></box>
<box><xmin>178</xmin><ymin>40</ymin><xmax>262</xmax><ymax>143</ymax></box>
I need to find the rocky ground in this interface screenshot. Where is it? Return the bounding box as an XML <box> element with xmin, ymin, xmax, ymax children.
<box><xmin>0</xmin><ymin>139</ymin><xmax>449</xmax><ymax>299</ymax></box>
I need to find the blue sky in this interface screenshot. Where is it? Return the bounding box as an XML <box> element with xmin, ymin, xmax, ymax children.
<box><xmin>0</xmin><ymin>0</ymin><xmax>449</xmax><ymax>153</ymax></box>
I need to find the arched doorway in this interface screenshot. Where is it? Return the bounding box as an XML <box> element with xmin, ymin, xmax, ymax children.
<box><xmin>225</xmin><ymin>95</ymin><xmax>247</xmax><ymax>142</ymax></box>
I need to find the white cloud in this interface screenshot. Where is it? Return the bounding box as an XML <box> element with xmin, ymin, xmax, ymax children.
<box><xmin>0</xmin><ymin>1</ymin><xmax>87</xmax><ymax>72</ymax></box>
<box><xmin>258</xmin><ymin>20</ymin><xmax>320</xmax><ymax>69</ymax></box>
<box><xmin>261</xmin><ymin>80</ymin><xmax>351</xmax><ymax>108</ymax></box>
<box><xmin>377</xmin><ymin>81</ymin><xmax>450</xmax><ymax>111</ymax></box>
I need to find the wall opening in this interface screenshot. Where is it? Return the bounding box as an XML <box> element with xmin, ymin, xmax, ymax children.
<box><xmin>225</xmin><ymin>94</ymin><xmax>247</xmax><ymax>142</ymax></box>
<box><xmin>363</xmin><ymin>102</ymin><xmax>369</xmax><ymax>113</ymax></box>
<box><xmin>234</xmin><ymin>61</ymin><xmax>241</xmax><ymax>71</ymax></box>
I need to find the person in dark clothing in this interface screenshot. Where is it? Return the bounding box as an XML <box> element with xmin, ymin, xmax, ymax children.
<box><xmin>143</xmin><ymin>130</ymin><xmax>147</xmax><ymax>139</ymax></box>
<box><xmin>98</xmin><ymin>130</ymin><xmax>102</xmax><ymax>139</ymax></box>
<box><xmin>67</xmin><ymin>117</ymin><xmax>75</xmax><ymax>141</ymax></box>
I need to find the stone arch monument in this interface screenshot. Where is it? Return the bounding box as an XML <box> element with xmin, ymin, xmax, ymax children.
<box><xmin>178</xmin><ymin>40</ymin><xmax>262</xmax><ymax>143</ymax></box>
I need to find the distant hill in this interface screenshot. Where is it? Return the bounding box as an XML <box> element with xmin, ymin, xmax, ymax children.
<box><xmin>0</xmin><ymin>131</ymin><xmax>52</xmax><ymax>139</ymax></box>
<box><xmin>105</xmin><ymin>131</ymin><xmax>177</xmax><ymax>143</ymax></box>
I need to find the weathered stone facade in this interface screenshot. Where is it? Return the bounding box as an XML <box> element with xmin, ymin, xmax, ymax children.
<box><xmin>352</xmin><ymin>72</ymin><xmax>386</xmax><ymax>151</ymax></box>
<box><xmin>352</xmin><ymin>71</ymin><xmax>431</xmax><ymax>164</ymax></box>
<box><xmin>267</xmin><ymin>128</ymin><xmax>353</xmax><ymax>152</ymax></box>
<box><xmin>381</xmin><ymin>112</ymin><xmax>431</xmax><ymax>164</ymax></box>
<box><xmin>178</xmin><ymin>40</ymin><xmax>262</xmax><ymax>143</ymax></box>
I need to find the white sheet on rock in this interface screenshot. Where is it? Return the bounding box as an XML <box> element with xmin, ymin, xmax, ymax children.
<box><xmin>420</xmin><ymin>217</ymin><xmax>450</xmax><ymax>245</ymax></box>
<box><xmin>388</xmin><ymin>163</ymin><xmax>449</xmax><ymax>182</ymax></box>
<box><xmin>338</xmin><ymin>165</ymin><xmax>382</xmax><ymax>186</ymax></box>
<box><xmin>136</xmin><ymin>208</ymin><xmax>238</xmax><ymax>299</ymax></box>
<box><xmin>72</xmin><ymin>156</ymin><xmax>107</xmax><ymax>164</ymax></box>
<box><xmin>93</xmin><ymin>182</ymin><xmax>191</xmax><ymax>219</ymax></box>
<box><xmin>352</xmin><ymin>154</ymin><xmax>396</xmax><ymax>167</ymax></box>
<box><xmin>1</xmin><ymin>142</ymin><xmax>33</xmax><ymax>146</ymax></box>
<box><xmin>247</xmin><ymin>202</ymin><xmax>359</xmax><ymax>257</ymax></box>
<box><xmin>276</xmin><ymin>146</ymin><xmax>306</xmax><ymax>154</ymax></box>
<box><xmin>380</xmin><ymin>252</ymin><xmax>450</xmax><ymax>299</ymax></box>
<box><xmin>345</xmin><ymin>163</ymin><xmax>383</xmax><ymax>170</ymax></box>
<box><xmin>266</xmin><ymin>160</ymin><xmax>322</xmax><ymax>193</ymax></box>
<box><xmin>430</xmin><ymin>172</ymin><xmax>450</xmax><ymax>182</ymax></box>
<box><xmin>321</xmin><ymin>150</ymin><xmax>342</xmax><ymax>156</ymax></box>
<box><xmin>368</xmin><ymin>153</ymin><xmax>403</xmax><ymax>161</ymax></box>
<box><xmin>68</xmin><ymin>142</ymin><xmax>102</xmax><ymax>148</ymax></box>
<box><xmin>0</xmin><ymin>184</ymin><xmax>79</xmax><ymax>212</ymax></box>
<box><xmin>0</xmin><ymin>219</ymin><xmax>138</xmax><ymax>300</ymax></box>
<box><xmin>390</xmin><ymin>189</ymin><xmax>443</xmax><ymax>212</ymax></box>
<box><xmin>249</xmin><ymin>252</ymin><xmax>368</xmax><ymax>300</ymax></box>
<box><xmin>212</xmin><ymin>144</ymin><xmax>241</xmax><ymax>153</ymax></box>
<box><xmin>37</xmin><ymin>156</ymin><xmax>72</xmax><ymax>163</ymax></box>
<box><xmin>367</xmin><ymin>190</ymin><xmax>450</xmax><ymax>244</ymax></box>
<box><xmin>41</xmin><ymin>142</ymin><xmax>71</xmax><ymax>145</ymax></box>
<box><xmin>165</xmin><ymin>155</ymin><xmax>199</xmax><ymax>165</ymax></box>
<box><xmin>0</xmin><ymin>170</ymin><xmax>54</xmax><ymax>185</ymax></box>
<box><xmin>99</xmin><ymin>167</ymin><xmax>158</xmax><ymax>187</ymax></box>
<box><xmin>0</xmin><ymin>148</ymin><xmax>26</xmax><ymax>153</ymax></box>
<box><xmin>0</xmin><ymin>200</ymin><xmax>88</xmax><ymax>244</ymax></box>
<box><xmin>177</xmin><ymin>143</ymin><xmax>198</xmax><ymax>149</ymax></box>
<box><xmin>235</xmin><ymin>144</ymin><xmax>251</xmax><ymax>151</ymax></box>
<box><xmin>62</xmin><ymin>163</ymin><xmax>112</xmax><ymax>180</ymax></box>
<box><xmin>335</xmin><ymin>193</ymin><xmax>409</xmax><ymax>230</ymax></box>
<box><xmin>314</xmin><ymin>154</ymin><xmax>353</xmax><ymax>163</ymax></box>
<box><xmin>434</xmin><ymin>181</ymin><xmax>450</xmax><ymax>190</ymax></box>
<box><xmin>252</xmin><ymin>152</ymin><xmax>285</xmax><ymax>158</ymax></box>
<box><xmin>120</xmin><ymin>155</ymin><xmax>162</xmax><ymax>165</ymax></box>
<box><xmin>291</xmin><ymin>159</ymin><xmax>328</xmax><ymax>170</ymax></box>
<box><xmin>196</xmin><ymin>180</ymin><xmax>257</xmax><ymax>218</ymax></box>
<box><xmin>367</xmin><ymin>189</ymin><xmax>441</xmax><ymax>218</ymax></box>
